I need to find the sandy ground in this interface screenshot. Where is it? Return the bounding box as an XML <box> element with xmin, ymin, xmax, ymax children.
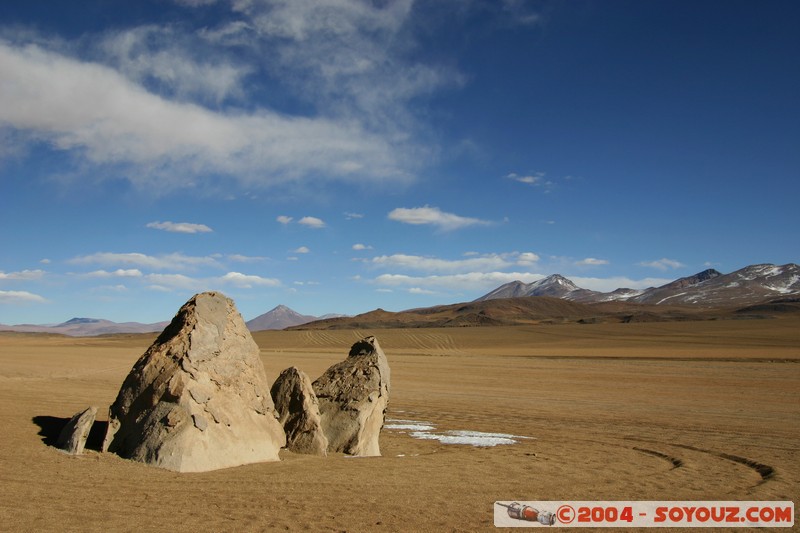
<box><xmin>0</xmin><ymin>318</ymin><xmax>798</xmax><ymax>532</ymax></box>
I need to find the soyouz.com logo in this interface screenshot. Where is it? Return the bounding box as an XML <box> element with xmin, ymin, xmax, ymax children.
<box><xmin>493</xmin><ymin>501</ymin><xmax>794</xmax><ymax>527</ymax></box>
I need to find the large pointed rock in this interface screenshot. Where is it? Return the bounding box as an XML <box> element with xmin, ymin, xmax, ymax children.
<box><xmin>56</xmin><ymin>406</ymin><xmax>97</xmax><ymax>455</ymax></box>
<box><xmin>102</xmin><ymin>292</ymin><xmax>286</xmax><ymax>472</ymax></box>
<box><xmin>271</xmin><ymin>367</ymin><xmax>328</xmax><ymax>456</ymax></box>
<box><xmin>312</xmin><ymin>336</ymin><xmax>390</xmax><ymax>456</ymax></box>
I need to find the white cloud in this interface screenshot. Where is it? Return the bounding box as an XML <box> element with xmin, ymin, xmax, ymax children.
<box><xmin>570</xmin><ymin>276</ymin><xmax>672</xmax><ymax>292</ymax></box>
<box><xmin>345</xmin><ymin>212</ymin><xmax>364</xmax><ymax>220</ymax></box>
<box><xmin>227</xmin><ymin>254</ymin><xmax>265</xmax><ymax>263</ymax></box>
<box><xmin>218</xmin><ymin>272</ymin><xmax>280</xmax><ymax>288</ymax></box>
<box><xmin>0</xmin><ymin>290</ymin><xmax>48</xmax><ymax>304</ymax></box>
<box><xmin>98</xmin><ymin>25</ymin><xmax>251</xmax><ymax>105</ymax></box>
<box><xmin>0</xmin><ymin>40</ymin><xmax>404</xmax><ymax>192</ymax></box>
<box><xmin>371</xmin><ymin>253</ymin><xmax>513</xmax><ymax>273</ymax></box>
<box><xmin>298</xmin><ymin>216</ymin><xmax>326</xmax><ymax>229</ymax></box>
<box><xmin>374</xmin><ymin>271</ymin><xmax>545</xmax><ymax>291</ymax></box>
<box><xmin>85</xmin><ymin>269</ymin><xmax>143</xmax><ymax>278</ymax></box>
<box><xmin>352</xmin><ymin>243</ymin><xmax>372</xmax><ymax>250</ymax></box>
<box><xmin>370</xmin><ymin>251</ymin><xmax>540</xmax><ymax>274</ymax></box>
<box><xmin>506</xmin><ymin>172</ymin><xmax>554</xmax><ymax>190</ymax></box>
<box><xmin>277</xmin><ymin>215</ymin><xmax>293</xmax><ymax>225</ymax></box>
<box><xmin>70</xmin><ymin>252</ymin><xmax>221</xmax><ymax>270</ymax></box>
<box><xmin>293</xmin><ymin>246</ymin><xmax>310</xmax><ymax>254</ymax></box>
<box><xmin>205</xmin><ymin>0</ymin><xmax>464</xmax><ymax>133</ymax></box>
<box><xmin>40</xmin><ymin>258</ymin><xmax>51</xmax><ymax>264</ymax></box>
<box><xmin>144</xmin><ymin>271</ymin><xmax>281</xmax><ymax>291</ymax></box>
<box><xmin>144</xmin><ymin>273</ymin><xmax>199</xmax><ymax>291</ymax></box>
<box><xmin>0</xmin><ymin>269</ymin><xmax>46</xmax><ymax>281</ymax></box>
<box><xmin>408</xmin><ymin>287</ymin><xmax>436</xmax><ymax>295</ymax></box>
<box><xmin>146</xmin><ymin>220</ymin><xmax>213</xmax><ymax>233</ymax></box>
<box><xmin>638</xmin><ymin>258</ymin><xmax>686</xmax><ymax>271</ymax></box>
<box><xmin>91</xmin><ymin>284</ymin><xmax>129</xmax><ymax>293</ymax></box>
<box><xmin>388</xmin><ymin>206</ymin><xmax>492</xmax><ymax>231</ymax></box>
<box><xmin>517</xmin><ymin>252</ymin><xmax>540</xmax><ymax>265</ymax></box>
<box><xmin>576</xmin><ymin>257</ymin><xmax>609</xmax><ymax>266</ymax></box>
<box><xmin>500</xmin><ymin>0</ymin><xmax>542</xmax><ymax>26</ymax></box>
<box><xmin>373</xmin><ymin>271</ymin><xmax>672</xmax><ymax>295</ymax></box>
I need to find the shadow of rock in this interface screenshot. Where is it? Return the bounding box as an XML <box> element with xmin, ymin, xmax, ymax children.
<box><xmin>32</xmin><ymin>415</ymin><xmax>108</xmax><ymax>451</ymax></box>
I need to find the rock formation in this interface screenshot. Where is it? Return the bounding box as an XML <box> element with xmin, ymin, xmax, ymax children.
<box><xmin>102</xmin><ymin>291</ymin><xmax>286</xmax><ymax>472</ymax></box>
<box><xmin>270</xmin><ymin>367</ymin><xmax>328</xmax><ymax>456</ymax></box>
<box><xmin>56</xmin><ymin>406</ymin><xmax>97</xmax><ymax>455</ymax></box>
<box><xmin>312</xmin><ymin>336</ymin><xmax>390</xmax><ymax>456</ymax></box>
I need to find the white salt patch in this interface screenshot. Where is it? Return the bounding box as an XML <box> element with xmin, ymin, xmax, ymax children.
<box><xmin>385</xmin><ymin>423</ymin><xmax>436</xmax><ymax>431</ymax></box>
<box><xmin>385</xmin><ymin>417</ymin><xmax>531</xmax><ymax>447</ymax></box>
<box><xmin>409</xmin><ymin>429</ymin><xmax>528</xmax><ymax>447</ymax></box>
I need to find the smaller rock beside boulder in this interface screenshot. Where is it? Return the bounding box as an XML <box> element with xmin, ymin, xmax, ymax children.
<box><xmin>313</xmin><ymin>336</ymin><xmax>390</xmax><ymax>456</ymax></box>
<box><xmin>270</xmin><ymin>367</ymin><xmax>328</xmax><ymax>456</ymax></box>
<box><xmin>56</xmin><ymin>406</ymin><xmax>97</xmax><ymax>455</ymax></box>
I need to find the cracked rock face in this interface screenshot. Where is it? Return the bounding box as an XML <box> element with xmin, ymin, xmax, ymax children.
<box><xmin>312</xmin><ymin>336</ymin><xmax>390</xmax><ymax>456</ymax></box>
<box><xmin>102</xmin><ymin>292</ymin><xmax>286</xmax><ymax>472</ymax></box>
<box><xmin>271</xmin><ymin>367</ymin><xmax>328</xmax><ymax>456</ymax></box>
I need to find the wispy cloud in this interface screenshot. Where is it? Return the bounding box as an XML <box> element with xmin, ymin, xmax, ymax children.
<box><xmin>69</xmin><ymin>252</ymin><xmax>221</xmax><ymax>271</ymax></box>
<box><xmin>408</xmin><ymin>287</ymin><xmax>436</xmax><ymax>295</ymax></box>
<box><xmin>517</xmin><ymin>252</ymin><xmax>540</xmax><ymax>265</ymax></box>
<box><xmin>293</xmin><ymin>246</ymin><xmax>310</xmax><ymax>254</ymax></box>
<box><xmin>0</xmin><ymin>269</ymin><xmax>46</xmax><ymax>281</ymax></box>
<box><xmin>638</xmin><ymin>258</ymin><xmax>686</xmax><ymax>271</ymax></box>
<box><xmin>0</xmin><ymin>289</ymin><xmax>48</xmax><ymax>304</ymax></box>
<box><xmin>371</xmin><ymin>252</ymin><xmax>539</xmax><ymax>273</ymax></box>
<box><xmin>506</xmin><ymin>172</ymin><xmax>554</xmax><ymax>189</ymax></box>
<box><xmin>146</xmin><ymin>221</ymin><xmax>213</xmax><ymax>233</ymax></box>
<box><xmin>374</xmin><ymin>271</ymin><xmax>545</xmax><ymax>291</ymax></box>
<box><xmin>277</xmin><ymin>215</ymin><xmax>293</xmax><ymax>225</ymax></box>
<box><xmin>388</xmin><ymin>206</ymin><xmax>492</xmax><ymax>231</ymax></box>
<box><xmin>371</xmin><ymin>253</ymin><xmax>509</xmax><ymax>273</ymax></box>
<box><xmin>576</xmin><ymin>257</ymin><xmax>609</xmax><ymax>266</ymax></box>
<box><xmin>145</xmin><ymin>271</ymin><xmax>280</xmax><ymax>291</ymax></box>
<box><xmin>227</xmin><ymin>254</ymin><xmax>265</xmax><ymax>263</ymax></box>
<box><xmin>218</xmin><ymin>272</ymin><xmax>280</xmax><ymax>288</ymax></box>
<box><xmin>501</xmin><ymin>0</ymin><xmax>542</xmax><ymax>26</ymax></box>
<box><xmin>0</xmin><ymin>39</ymin><xmax>404</xmax><ymax>193</ymax></box>
<box><xmin>352</xmin><ymin>243</ymin><xmax>372</xmax><ymax>251</ymax></box>
<box><xmin>570</xmin><ymin>276</ymin><xmax>671</xmax><ymax>292</ymax></box>
<box><xmin>84</xmin><ymin>269</ymin><xmax>144</xmax><ymax>278</ymax></box>
<box><xmin>345</xmin><ymin>212</ymin><xmax>364</xmax><ymax>220</ymax></box>
<box><xmin>97</xmin><ymin>24</ymin><xmax>251</xmax><ymax>105</ymax></box>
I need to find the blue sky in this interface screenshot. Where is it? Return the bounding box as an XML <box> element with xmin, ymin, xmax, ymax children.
<box><xmin>1</xmin><ymin>0</ymin><xmax>798</xmax><ymax>324</ymax></box>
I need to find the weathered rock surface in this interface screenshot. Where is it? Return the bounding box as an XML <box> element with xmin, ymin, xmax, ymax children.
<box><xmin>56</xmin><ymin>406</ymin><xmax>97</xmax><ymax>455</ymax></box>
<box><xmin>270</xmin><ymin>367</ymin><xmax>328</xmax><ymax>456</ymax></box>
<box><xmin>102</xmin><ymin>291</ymin><xmax>286</xmax><ymax>472</ymax></box>
<box><xmin>312</xmin><ymin>336</ymin><xmax>390</xmax><ymax>456</ymax></box>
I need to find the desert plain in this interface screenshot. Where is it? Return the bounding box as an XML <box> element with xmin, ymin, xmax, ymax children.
<box><xmin>1</xmin><ymin>317</ymin><xmax>798</xmax><ymax>532</ymax></box>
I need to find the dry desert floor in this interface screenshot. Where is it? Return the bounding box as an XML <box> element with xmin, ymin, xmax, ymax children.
<box><xmin>1</xmin><ymin>318</ymin><xmax>798</xmax><ymax>532</ymax></box>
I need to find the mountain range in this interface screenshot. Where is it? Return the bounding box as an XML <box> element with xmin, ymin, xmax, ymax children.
<box><xmin>2</xmin><ymin>263</ymin><xmax>797</xmax><ymax>335</ymax></box>
<box><xmin>293</xmin><ymin>263</ymin><xmax>800</xmax><ymax>330</ymax></box>
<box><xmin>0</xmin><ymin>317</ymin><xmax>170</xmax><ymax>337</ymax></box>
<box><xmin>475</xmin><ymin>263</ymin><xmax>800</xmax><ymax>306</ymax></box>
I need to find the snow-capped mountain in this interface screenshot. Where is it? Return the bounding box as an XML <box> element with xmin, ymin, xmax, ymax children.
<box><xmin>629</xmin><ymin>264</ymin><xmax>800</xmax><ymax>306</ymax></box>
<box><xmin>475</xmin><ymin>274</ymin><xmax>596</xmax><ymax>301</ymax></box>
<box><xmin>476</xmin><ymin>263</ymin><xmax>800</xmax><ymax>307</ymax></box>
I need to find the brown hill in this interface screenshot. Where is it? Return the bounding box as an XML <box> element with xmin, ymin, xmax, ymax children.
<box><xmin>288</xmin><ymin>297</ymin><xmax>714</xmax><ymax>330</ymax></box>
<box><xmin>290</xmin><ymin>295</ymin><xmax>800</xmax><ymax>331</ymax></box>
